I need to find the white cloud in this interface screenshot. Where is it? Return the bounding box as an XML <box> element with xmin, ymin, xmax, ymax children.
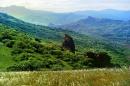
<box><xmin>0</xmin><ymin>0</ymin><xmax>130</xmax><ymax>12</ymax></box>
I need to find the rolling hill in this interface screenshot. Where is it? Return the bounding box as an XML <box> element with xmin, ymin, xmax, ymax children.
<box><xmin>0</xmin><ymin>6</ymin><xmax>130</xmax><ymax>25</ymax></box>
<box><xmin>0</xmin><ymin>6</ymin><xmax>85</xmax><ymax>25</ymax></box>
<box><xmin>0</xmin><ymin>23</ymin><xmax>129</xmax><ymax>71</ymax></box>
<box><xmin>57</xmin><ymin>16</ymin><xmax>130</xmax><ymax>44</ymax></box>
<box><xmin>0</xmin><ymin>12</ymin><xmax>129</xmax><ymax>71</ymax></box>
<box><xmin>0</xmin><ymin>12</ymin><xmax>122</xmax><ymax>51</ymax></box>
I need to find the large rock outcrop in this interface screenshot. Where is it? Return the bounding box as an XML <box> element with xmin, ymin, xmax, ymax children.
<box><xmin>62</xmin><ymin>34</ymin><xmax>75</xmax><ymax>53</ymax></box>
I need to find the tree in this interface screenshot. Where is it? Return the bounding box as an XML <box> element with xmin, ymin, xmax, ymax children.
<box><xmin>85</xmin><ymin>51</ymin><xmax>112</xmax><ymax>68</ymax></box>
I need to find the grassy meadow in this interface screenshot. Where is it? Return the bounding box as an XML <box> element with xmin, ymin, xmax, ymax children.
<box><xmin>0</xmin><ymin>68</ymin><xmax>130</xmax><ymax>86</ymax></box>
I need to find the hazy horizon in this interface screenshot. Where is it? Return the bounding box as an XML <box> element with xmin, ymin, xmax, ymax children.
<box><xmin>0</xmin><ymin>0</ymin><xmax>130</xmax><ymax>12</ymax></box>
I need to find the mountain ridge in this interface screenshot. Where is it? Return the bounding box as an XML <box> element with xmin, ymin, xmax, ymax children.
<box><xmin>56</xmin><ymin>16</ymin><xmax>130</xmax><ymax>44</ymax></box>
<box><xmin>0</xmin><ymin>6</ymin><xmax>130</xmax><ymax>25</ymax></box>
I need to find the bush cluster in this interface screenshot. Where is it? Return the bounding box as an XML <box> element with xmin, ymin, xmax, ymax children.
<box><xmin>0</xmin><ymin>30</ymin><xmax>117</xmax><ymax>71</ymax></box>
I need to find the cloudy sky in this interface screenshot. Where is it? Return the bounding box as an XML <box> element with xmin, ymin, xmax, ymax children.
<box><xmin>0</xmin><ymin>0</ymin><xmax>130</xmax><ymax>12</ymax></box>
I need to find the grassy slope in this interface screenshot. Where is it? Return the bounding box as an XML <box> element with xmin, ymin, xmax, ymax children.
<box><xmin>0</xmin><ymin>69</ymin><xmax>129</xmax><ymax>86</ymax></box>
<box><xmin>0</xmin><ymin>44</ymin><xmax>14</xmax><ymax>71</ymax></box>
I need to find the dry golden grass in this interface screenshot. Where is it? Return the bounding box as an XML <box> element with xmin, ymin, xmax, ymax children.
<box><xmin>0</xmin><ymin>68</ymin><xmax>130</xmax><ymax>86</ymax></box>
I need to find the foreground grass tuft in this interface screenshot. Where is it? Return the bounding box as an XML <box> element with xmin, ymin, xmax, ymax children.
<box><xmin>0</xmin><ymin>69</ymin><xmax>130</xmax><ymax>86</ymax></box>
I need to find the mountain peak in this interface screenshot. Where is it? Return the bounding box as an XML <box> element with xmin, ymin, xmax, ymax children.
<box><xmin>87</xmin><ymin>16</ymin><xmax>96</xmax><ymax>20</ymax></box>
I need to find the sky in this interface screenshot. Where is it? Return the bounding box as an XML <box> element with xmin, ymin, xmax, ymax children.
<box><xmin>0</xmin><ymin>0</ymin><xmax>130</xmax><ymax>12</ymax></box>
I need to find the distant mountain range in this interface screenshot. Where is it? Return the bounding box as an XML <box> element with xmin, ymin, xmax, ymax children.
<box><xmin>74</xmin><ymin>9</ymin><xmax>130</xmax><ymax>21</ymax></box>
<box><xmin>0</xmin><ymin>6</ymin><xmax>130</xmax><ymax>25</ymax></box>
<box><xmin>56</xmin><ymin>16</ymin><xmax>130</xmax><ymax>44</ymax></box>
<box><xmin>0</xmin><ymin>6</ymin><xmax>85</xmax><ymax>25</ymax></box>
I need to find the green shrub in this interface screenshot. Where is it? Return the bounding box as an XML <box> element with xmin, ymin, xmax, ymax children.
<box><xmin>85</xmin><ymin>51</ymin><xmax>113</xmax><ymax>68</ymax></box>
<box><xmin>0</xmin><ymin>31</ymin><xmax>13</xmax><ymax>41</ymax></box>
<box><xmin>7</xmin><ymin>59</ymin><xmax>43</xmax><ymax>71</ymax></box>
<box><xmin>5</xmin><ymin>40</ymin><xmax>15</xmax><ymax>48</ymax></box>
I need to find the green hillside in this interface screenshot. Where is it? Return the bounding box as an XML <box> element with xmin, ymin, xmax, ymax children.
<box><xmin>0</xmin><ymin>26</ymin><xmax>15</xmax><ymax>71</ymax></box>
<box><xmin>0</xmin><ymin>45</ymin><xmax>15</xmax><ymax>71</ymax></box>
<box><xmin>0</xmin><ymin>23</ymin><xmax>129</xmax><ymax>71</ymax></box>
<box><xmin>0</xmin><ymin>13</ymin><xmax>129</xmax><ymax>71</ymax></box>
<box><xmin>0</xmin><ymin>6</ymin><xmax>86</xmax><ymax>25</ymax></box>
<box><xmin>0</xmin><ymin>12</ymin><xmax>125</xmax><ymax>51</ymax></box>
